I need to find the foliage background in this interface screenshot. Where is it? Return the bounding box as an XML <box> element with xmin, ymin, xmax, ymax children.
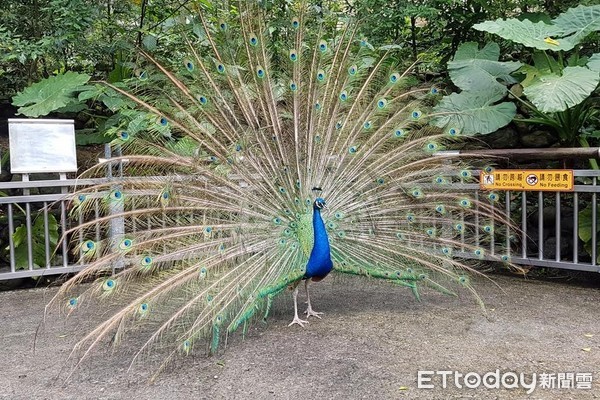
<box><xmin>0</xmin><ymin>0</ymin><xmax>590</xmax><ymax>103</ymax></box>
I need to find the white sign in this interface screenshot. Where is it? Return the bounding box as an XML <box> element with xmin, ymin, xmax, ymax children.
<box><xmin>9</xmin><ymin>119</ymin><xmax>77</xmax><ymax>173</ymax></box>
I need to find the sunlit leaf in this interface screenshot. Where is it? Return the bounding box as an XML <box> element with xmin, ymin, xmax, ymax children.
<box><xmin>523</xmin><ymin>66</ymin><xmax>600</xmax><ymax>112</ymax></box>
<box><xmin>432</xmin><ymin>88</ymin><xmax>516</xmax><ymax>135</ymax></box>
<box><xmin>473</xmin><ymin>18</ymin><xmax>573</xmax><ymax>51</ymax></box>
<box><xmin>552</xmin><ymin>5</ymin><xmax>600</xmax><ymax>45</ymax></box>
<box><xmin>12</xmin><ymin>72</ymin><xmax>90</xmax><ymax>117</ymax></box>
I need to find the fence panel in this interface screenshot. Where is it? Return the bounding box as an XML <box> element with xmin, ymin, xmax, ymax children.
<box><xmin>1</xmin><ymin>167</ymin><xmax>599</xmax><ymax>280</ymax></box>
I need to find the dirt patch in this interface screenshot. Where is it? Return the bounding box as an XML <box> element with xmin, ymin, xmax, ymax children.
<box><xmin>0</xmin><ymin>274</ymin><xmax>599</xmax><ymax>400</ymax></box>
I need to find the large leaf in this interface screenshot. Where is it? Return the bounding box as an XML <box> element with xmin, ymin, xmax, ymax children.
<box><xmin>453</xmin><ymin>42</ymin><xmax>500</xmax><ymax>61</ymax></box>
<box><xmin>448</xmin><ymin>42</ymin><xmax>521</xmax><ymax>93</ymax></box>
<box><xmin>552</xmin><ymin>5</ymin><xmax>600</xmax><ymax>46</ymax></box>
<box><xmin>523</xmin><ymin>66</ymin><xmax>600</xmax><ymax>113</ymax></box>
<box><xmin>10</xmin><ymin>214</ymin><xmax>58</xmax><ymax>270</ymax></box>
<box><xmin>449</xmin><ymin>59</ymin><xmax>521</xmax><ymax>93</ymax></box>
<box><xmin>12</xmin><ymin>72</ymin><xmax>91</xmax><ymax>117</ymax></box>
<box><xmin>432</xmin><ymin>89</ymin><xmax>516</xmax><ymax>135</ymax></box>
<box><xmin>588</xmin><ymin>53</ymin><xmax>600</xmax><ymax>73</ymax></box>
<box><xmin>473</xmin><ymin>18</ymin><xmax>573</xmax><ymax>51</ymax></box>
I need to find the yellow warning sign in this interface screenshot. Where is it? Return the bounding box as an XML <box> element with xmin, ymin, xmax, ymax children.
<box><xmin>480</xmin><ymin>170</ymin><xmax>574</xmax><ymax>191</ymax></box>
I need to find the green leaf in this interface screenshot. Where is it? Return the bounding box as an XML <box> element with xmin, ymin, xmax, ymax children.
<box><xmin>165</xmin><ymin>137</ymin><xmax>200</xmax><ymax>157</ymax></box>
<box><xmin>378</xmin><ymin>44</ymin><xmax>403</xmax><ymax>51</ymax></box>
<box><xmin>11</xmin><ymin>224</ymin><xmax>26</xmax><ymax>249</ymax></box>
<box><xmin>588</xmin><ymin>53</ymin><xmax>600</xmax><ymax>73</ymax></box>
<box><xmin>552</xmin><ymin>5</ymin><xmax>600</xmax><ymax>46</ymax></box>
<box><xmin>523</xmin><ymin>66</ymin><xmax>600</xmax><ymax>113</ymax></box>
<box><xmin>101</xmin><ymin>94</ymin><xmax>124</xmax><ymax>111</ymax></box>
<box><xmin>12</xmin><ymin>72</ymin><xmax>91</xmax><ymax>117</ymax></box>
<box><xmin>453</xmin><ymin>41</ymin><xmax>500</xmax><ymax>61</ymax></box>
<box><xmin>473</xmin><ymin>18</ymin><xmax>573</xmax><ymax>51</ymax></box>
<box><xmin>448</xmin><ymin>58</ymin><xmax>521</xmax><ymax>93</ymax></box>
<box><xmin>127</xmin><ymin>113</ymin><xmax>149</xmax><ymax>134</ymax></box>
<box><xmin>432</xmin><ymin>89</ymin><xmax>516</xmax><ymax>135</ymax></box>
<box><xmin>78</xmin><ymin>85</ymin><xmax>104</xmax><ymax>101</ymax></box>
<box><xmin>76</xmin><ymin>131</ymin><xmax>111</xmax><ymax>145</ymax></box>
<box><xmin>55</xmin><ymin>102</ymin><xmax>88</xmax><ymax>113</ymax></box>
<box><xmin>448</xmin><ymin>42</ymin><xmax>521</xmax><ymax>93</ymax></box>
<box><xmin>531</xmin><ymin>52</ymin><xmax>560</xmax><ymax>73</ymax></box>
<box><xmin>142</xmin><ymin>34</ymin><xmax>157</xmax><ymax>51</ymax></box>
<box><xmin>518</xmin><ymin>65</ymin><xmax>542</xmax><ymax>87</ymax></box>
<box><xmin>579</xmin><ymin>203</ymin><xmax>599</xmax><ymax>244</ymax></box>
<box><xmin>10</xmin><ymin>214</ymin><xmax>58</xmax><ymax>270</ymax></box>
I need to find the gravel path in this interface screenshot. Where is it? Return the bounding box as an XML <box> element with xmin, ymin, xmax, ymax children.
<box><xmin>1</xmin><ymin>273</ymin><xmax>599</xmax><ymax>399</ymax></box>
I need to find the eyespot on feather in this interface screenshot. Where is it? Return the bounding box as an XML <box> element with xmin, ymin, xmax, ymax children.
<box><xmin>110</xmin><ymin>190</ymin><xmax>123</xmax><ymax>201</ymax></box>
<box><xmin>102</xmin><ymin>279</ymin><xmax>116</xmax><ymax>291</ymax></box>
<box><xmin>318</xmin><ymin>40</ymin><xmax>327</xmax><ymax>52</ymax></box>
<box><xmin>316</xmin><ymin>69</ymin><xmax>325</xmax><ymax>82</ymax></box>
<box><xmin>67</xmin><ymin>297</ymin><xmax>79</xmax><ymax>308</ymax></box>
<box><xmin>119</xmin><ymin>238</ymin><xmax>133</xmax><ymax>250</ymax></box>
<box><xmin>83</xmin><ymin>240</ymin><xmax>96</xmax><ymax>253</ymax></box>
<box><xmin>447</xmin><ymin>127</ymin><xmax>459</xmax><ymax>136</ymax></box>
<box><xmin>141</xmin><ymin>255</ymin><xmax>153</xmax><ymax>268</ymax></box>
<box><xmin>117</xmin><ymin>131</ymin><xmax>129</xmax><ymax>141</ymax></box>
<box><xmin>249</xmin><ymin>34</ymin><xmax>258</xmax><ymax>46</ymax></box>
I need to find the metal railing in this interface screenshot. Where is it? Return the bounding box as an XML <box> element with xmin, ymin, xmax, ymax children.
<box><xmin>0</xmin><ymin>176</ymin><xmax>104</xmax><ymax>279</ymax></box>
<box><xmin>456</xmin><ymin>171</ymin><xmax>600</xmax><ymax>273</ymax></box>
<box><xmin>1</xmin><ymin>164</ymin><xmax>599</xmax><ymax>280</ymax></box>
<box><xmin>0</xmin><ymin>145</ymin><xmax>125</xmax><ymax>280</ymax></box>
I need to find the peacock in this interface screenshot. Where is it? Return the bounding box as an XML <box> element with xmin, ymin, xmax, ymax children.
<box><xmin>44</xmin><ymin>1</ymin><xmax>513</xmax><ymax>378</ymax></box>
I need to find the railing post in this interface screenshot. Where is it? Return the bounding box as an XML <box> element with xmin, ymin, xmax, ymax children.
<box><xmin>105</xmin><ymin>144</ymin><xmax>125</xmax><ymax>273</ymax></box>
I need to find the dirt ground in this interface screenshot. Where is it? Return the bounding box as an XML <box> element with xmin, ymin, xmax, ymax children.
<box><xmin>1</xmin><ymin>273</ymin><xmax>599</xmax><ymax>400</ymax></box>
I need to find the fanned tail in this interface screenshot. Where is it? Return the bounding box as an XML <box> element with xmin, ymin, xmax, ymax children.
<box><xmin>42</xmin><ymin>0</ymin><xmax>517</xmax><ymax>379</ymax></box>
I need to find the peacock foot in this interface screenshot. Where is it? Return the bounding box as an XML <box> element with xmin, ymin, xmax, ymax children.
<box><xmin>288</xmin><ymin>316</ymin><xmax>309</xmax><ymax>327</ymax></box>
<box><xmin>303</xmin><ymin>307</ymin><xmax>323</xmax><ymax>319</ymax></box>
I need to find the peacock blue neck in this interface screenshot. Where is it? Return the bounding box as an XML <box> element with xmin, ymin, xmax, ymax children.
<box><xmin>305</xmin><ymin>205</ymin><xmax>333</xmax><ymax>279</ymax></box>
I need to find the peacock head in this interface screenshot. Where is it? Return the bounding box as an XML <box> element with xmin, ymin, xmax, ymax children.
<box><xmin>314</xmin><ymin>197</ymin><xmax>327</xmax><ymax>210</ymax></box>
<box><xmin>312</xmin><ymin>187</ymin><xmax>326</xmax><ymax>210</ymax></box>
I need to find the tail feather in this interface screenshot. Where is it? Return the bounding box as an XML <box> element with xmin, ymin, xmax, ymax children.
<box><xmin>43</xmin><ymin>1</ymin><xmax>518</xmax><ymax>378</ymax></box>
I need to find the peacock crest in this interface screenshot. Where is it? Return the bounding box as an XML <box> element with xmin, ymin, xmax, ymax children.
<box><xmin>45</xmin><ymin>1</ymin><xmax>512</xmax><ymax>379</ymax></box>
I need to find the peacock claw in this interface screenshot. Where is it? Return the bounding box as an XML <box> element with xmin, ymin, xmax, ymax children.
<box><xmin>303</xmin><ymin>307</ymin><xmax>323</xmax><ymax>319</ymax></box>
<box><xmin>288</xmin><ymin>316</ymin><xmax>309</xmax><ymax>327</ymax></box>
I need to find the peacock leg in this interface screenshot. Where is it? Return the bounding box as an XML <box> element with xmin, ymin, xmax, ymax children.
<box><xmin>303</xmin><ymin>280</ymin><xmax>323</xmax><ymax>319</ymax></box>
<box><xmin>288</xmin><ymin>285</ymin><xmax>309</xmax><ymax>327</ymax></box>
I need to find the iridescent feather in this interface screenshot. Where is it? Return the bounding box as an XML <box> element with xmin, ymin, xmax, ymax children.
<box><xmin>44</xmin><ymin>1</ymin><xmax>516</xmax><ymax>380</ymax></box>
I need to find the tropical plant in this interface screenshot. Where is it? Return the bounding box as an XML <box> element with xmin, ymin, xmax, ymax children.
<box><xmin>6</xmin><ymin>213</ymin><xmax>59</xmax><ymax>270</ymax></box>
<box><xmin>433</xmin><ymin>4</ymin><xmax>600</xmax><ymax>158</ymax></box>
